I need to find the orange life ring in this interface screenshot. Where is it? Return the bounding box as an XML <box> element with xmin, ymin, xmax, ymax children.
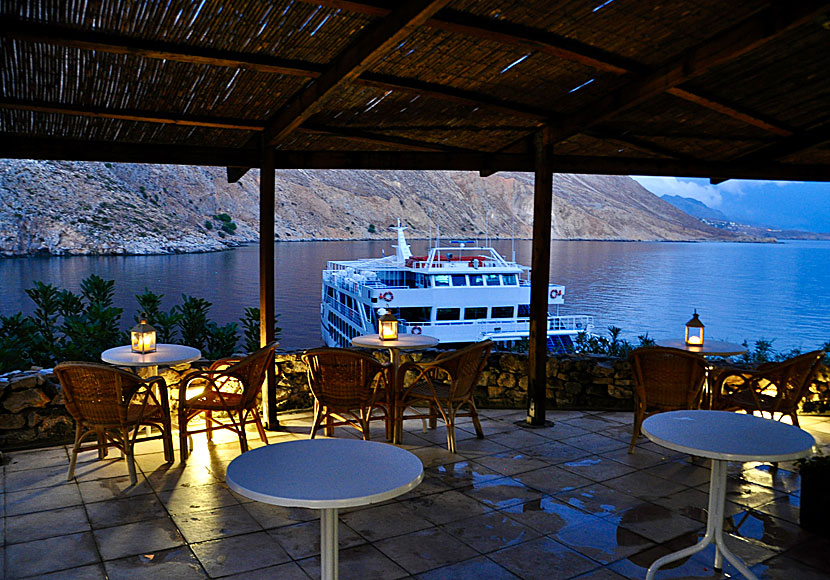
<box><xmin>381</xmin><ymin>291</ymin><xmax>394</xmax><ymax>301</ymax></box>
<box><xmin>411</xmin><ymin>325</ymin><xmax>422</xmax><ymax>335</ymax></box>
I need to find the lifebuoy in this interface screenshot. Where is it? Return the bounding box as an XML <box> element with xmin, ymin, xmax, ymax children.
<box><xmin>411</xmin><ymin>325</ymin><xmax>422</xmax><ymax>335</ymax></box>
<box><xmin>381</xmin><ymin>291</ymin><xmax>394</xmax><ymax>301</ymax></box>
<box><xmin>550</xmin><ymin>288</ymin><xmax>561</xmax><ymax>299</ymax></box>
<box><xmin>469</xmin><ymin>257</ymin><xmax>483</xmax><ymax>268</ymax></box>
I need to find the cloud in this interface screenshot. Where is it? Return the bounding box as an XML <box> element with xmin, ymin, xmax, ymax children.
<box><xmin>631</xmin><ymin>176</ymin><xmax>725</xmax><ymax>207</ymax></box>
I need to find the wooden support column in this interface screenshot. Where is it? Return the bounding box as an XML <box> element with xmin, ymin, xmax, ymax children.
<box><xmin>259</xmin><ymin>145</ymin><xmax>278</xmax><ymax>429</ymax></box>
<box><xmin>527</xmin><ymin>128</ymin><xmax>554</xmax><ymax>426</ymax></box>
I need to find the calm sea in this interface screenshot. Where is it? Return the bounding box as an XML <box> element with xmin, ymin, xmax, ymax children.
<box><xmin>1</xmin><ymin>240</ymin><xmax>828</xmax><ymax>353</ymax></box>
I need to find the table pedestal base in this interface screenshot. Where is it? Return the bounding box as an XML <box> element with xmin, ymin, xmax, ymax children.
<box><xmin>321</xmin><ymin>508</ymin><xmax>339</xmax><ymax>580</ymax></box>
<box><xmin>646</xmin><ymin>459</ymin><xmax>758</xmax><ymax>580</ymax></box>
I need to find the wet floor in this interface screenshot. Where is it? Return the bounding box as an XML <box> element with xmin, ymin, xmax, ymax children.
<box><xmin>3</xmin><ymin>409</ymin><xmax>830</xmax><ymax>579</ymax></box>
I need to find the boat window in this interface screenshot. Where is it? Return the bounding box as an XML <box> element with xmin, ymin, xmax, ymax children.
<box><xmin>492</xmin><ymin>306</ymin><xmax>514</xmax><ymax>318</ymax></box>
<box><xmin>433</xmin><ymin>275</ymin><xmax>450</xmax><ymax>287</ymax></box>
<box><xmin>518</xmin><ymin>304</ymin><xmax>530</xmax><ymax>317</ymax></box>
<box><xmin>485</xmin><ymin>274</ymin><xmax>500</xmax><ymax>286</ymax></box>
<box><xmin>399</xmin><ymin>307</ymin><xmax>431</xmax><ymax>323</ymax></box>
<box><xmin>436</xmin><ymin>308</ymin><xmax>460</xmax><ymax>321</ymax></box>
<box><xmin>415</xmin><ymin>273</ymin><xmax>426</xmax><ymax>288</ymax></box>
<box><xmin>469</xmin><ymin>274</ymin><xmax>483</xmax><ymax>286</ymax></box>
<box><xmin>451</xmin><ymin>275</ymin><xmax>467</xmax><ymax>286</ymax></box>
<box><xmin>502</xmin><ymin>274</ymin><xmax>517</xmax><ymax>286</ymax></box>
<box><xmin>464</xmin><ymin>307</ymin><xmax>487</xmax><ymax>320</ymax></box>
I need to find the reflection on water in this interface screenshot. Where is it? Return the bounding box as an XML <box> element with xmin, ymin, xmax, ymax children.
<box><xmin>1</xmin><ymin>239</ymin><xmax>829</xmax><ymax>352</ymax></box>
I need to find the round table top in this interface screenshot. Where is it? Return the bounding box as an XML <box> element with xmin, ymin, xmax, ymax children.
<box><xmin>643</xmin><ymin>410</ymin><xmax>815</xmax><ymax>462</ymax></box>
<box><xmin>656</xmin><ymin>338</ymin><xmax>746</xmax><ymax>356</ymax></box>
<box><xmin>351</xmin><ymin>333</ymin><xmax>439</xmax><ymax>350</ymax></box>
<box><xmin>226</xmin><ymin>439</ymin><xmax>424</xmax><ymax>509</ymax></box>
<box><xmin>101</xmin><ymin>344</ymin><xmax>202</xmax><ymax>367</ymax></box>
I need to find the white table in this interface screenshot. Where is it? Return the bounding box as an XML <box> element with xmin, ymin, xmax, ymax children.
<box><xmin>656</xmin><ymin>338</ymin><xmax>746</xmax><ymax>357</ymax></box>
<box><xmin>226</xmin><ymin>439</ymin><xmax>423</xmax><ymax>580</ymax></box>
<box><xmin>642</xmin><ymin>410</ymin><xmax>815</xmax><ymax>580</ymax></box>
<box><xmin>101</xmin><ymin>343</ymin><xmax>202</xmax><ymax>378</ymax></box>
<box><xmin>351</xmin><ymin>333</ymin><xmax>439</xmax><ymax>441</ymax></box>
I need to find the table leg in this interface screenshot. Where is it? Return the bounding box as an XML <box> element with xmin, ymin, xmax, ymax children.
<box><xmin>646</xmin><ymin>459</ymin><xmax>758</xmax><ymax>580</ymax></box>
<box><xmin>320</xmin><ymin>508</ymin><xmax>339</xmax><ymax>580</ymax></box>
<box><xmin>388</xmin><ymin>348</ymin><xmax>400</xmax><ymax>443</ymax></box>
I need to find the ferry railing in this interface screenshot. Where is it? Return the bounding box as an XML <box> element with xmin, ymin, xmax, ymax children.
<box><xmin>323</xmin><ymin>296</ymin><xmax>363</xmax><ymax>326</ymax></box>
<box><xmin>400</xmin><ymin>315</ymin><xmax>594</xmax><ymax>333</ymax></box>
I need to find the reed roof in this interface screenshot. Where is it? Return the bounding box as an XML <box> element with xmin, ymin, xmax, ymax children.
<box><xmin>1</xmin><ymin>0</ymin><xmax>829</xmax><ymax>182</ymax></box>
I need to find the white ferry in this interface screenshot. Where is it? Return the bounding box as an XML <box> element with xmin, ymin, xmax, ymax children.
<box><xmin>321</xmin><ymin>223</ymin><xmax>594</xmax><ymax>352</ymax></box>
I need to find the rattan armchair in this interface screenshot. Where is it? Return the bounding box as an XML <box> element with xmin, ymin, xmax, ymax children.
<box><xmin>178</xmin><ymin>341</ymin><xmax>276</xmax><ymax>461</ymax></box>
<box><xmin>712</xmin><ymin>350</ymin><xmax>824</xmax><ymax>426</ymax></box>
<box><xmin>54</xmin><ymin>361</ymin><xmax>174</xmax><ymax>485</ymax></box>
<box><xmin>301</xmin><ymin>347</ymin><xmax>390</xmax><ymax>440</ymax></box>
<box><xmin>628</xmin><ymin>347</ymin><xmax>708</xmax><ymax>453</ymax></box>
<box><xmin>395</xmin><ymin>340</ymin><xmax>492</xmax><ymax>453</ymax></box>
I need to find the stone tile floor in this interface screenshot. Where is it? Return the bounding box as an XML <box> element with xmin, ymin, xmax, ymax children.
<box><xmin>3</xmin><ymin>409</ymin><xmax>830</xmax><ymax>579</ymax></box>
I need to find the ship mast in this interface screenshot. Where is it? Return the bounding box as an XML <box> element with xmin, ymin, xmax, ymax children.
<box><xmin>391</xmin><ymin>218</ymin><xmax>412</xmax><ymax>262</ymax></box>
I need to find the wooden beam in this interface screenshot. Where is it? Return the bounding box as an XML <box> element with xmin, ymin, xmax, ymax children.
<box><xmin>261</xmin><ymin>0</ymin><xmax>452</xmax><ymax>147</ymax></box>
<box><xmin>0</xmin><ymin>99</ymin><xmax>264</xmax><ymax>132</ymax></box>
<box><xmin>299</xmin><ymin>124</ymin><xmax>470</xmax><ymax>152</ymax></box>
<box><xmin>584</xmin><ymin>129</ymin><xmax>684</xmax><ymax>160</ymax></box>
<box><xmin>527</xmin><ymin>128</ymin><xmax>554</xmax><ymax>426</ymax></box>
<box><xmin>259</xmin><ymin>145</ymin><xmax>278</xmax><ymax>428</ymax></box>
<box><xmin>551</xmin><ymin>2</ymin><xmax>826</xmax><ymax>142</ymax></box>
<box><xmin>666</xmin><ymin>88</ymin><xmax>794</xmax><ymax>137</ymax></box>
<box><xmin>3</xmin><ymin>135</ymin><xmax>829</xmax><ymax>181</ymax></box>
<box><xmin>227</xmin><ymin>167</ymin><xmax>250</xmax><ymax>183</ymax></box>
<box><xmin>0</xmin><ymin>135</ymin><xmax>258</xmax><ymax>167</ymax></box>
<box><xmin>0</xmin><ymin>18</ymin><xmax>324</xmax><ymax>77</ymax></box>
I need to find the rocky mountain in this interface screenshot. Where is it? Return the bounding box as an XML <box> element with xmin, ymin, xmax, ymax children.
<box><xmin>661</xmin><ymin>194</ymin><xmax>729</xmax><ymax>221</ymax></box>
<box><xmin>0</xmin><ymin>160</ymin><xmax>757</xmax><ymax>257</ymax></box>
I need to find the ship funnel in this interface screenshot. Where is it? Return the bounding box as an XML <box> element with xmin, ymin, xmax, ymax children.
<box><xmin>391</xmin><ymin>219</ymin><xmax>412</xmax><ymax>261</ymax></box>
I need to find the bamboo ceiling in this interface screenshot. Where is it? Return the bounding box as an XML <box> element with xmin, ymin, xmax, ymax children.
<box><xmin>1</xmin><ymin>0</ymin><xmax>829</xmax><ymax>182</ymax></box>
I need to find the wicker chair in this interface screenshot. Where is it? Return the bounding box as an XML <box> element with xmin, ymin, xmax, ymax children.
<box><xmin>628</xmin><ymin>347</ymin><xmax>708</xmax><ymax>453</ymax></box>
<box><xmin>178</xmin><ymin>342</ymin><xmax>276</xmax><ymax>461</ymax></box>
<box><xmin>712</xmin><ymin>350</ymin><xmax>824</xmax><ymax>426</ymax></box>
<box><xmin>54</xmin><ymin>361</ymin><xmax>174</xmax><ymax>485</ymax></box>
<box><xmin>301</xmin><ymin>347</ymin><xmax>390</xmax><ymax>440</ymax></box>
<box><xmin>395</xmin><ymin>340</ymin><xmax>492</xmax><ymax>453</ymax></box>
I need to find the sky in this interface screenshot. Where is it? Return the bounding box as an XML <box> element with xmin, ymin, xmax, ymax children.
<box><xmin>631</xmin><ymin>176</ymin><xmax>830</xmax><ymax>233</ymax></box>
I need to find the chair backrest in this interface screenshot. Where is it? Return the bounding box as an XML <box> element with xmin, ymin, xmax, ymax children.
<box><xmin>301</xmin><ymin>348</ymin><xmax>386</xmax><ymax>409</ymax></box>
<box><xmin>54</xmin><ymin>361</ymin><xmax>147</xmax><ymax>426</ymax></box>
<box><xmin>630</xmin><ymin>347</ymin><xmax>707</xmax><ymax>410</ymax></box>
<box><xmin>222</xmin><ymin>341</ymin><xmax>277</xmax><ymax>408</ymax></box>
<box><xmin>432</xmin><ymin>340</ymin><xmax>493</xmax><ymax>400</ymax></box>
<box><xmin>757</xmin><ymin>350</ymin><xmax>825</xmax><ymax>412</ymax></box>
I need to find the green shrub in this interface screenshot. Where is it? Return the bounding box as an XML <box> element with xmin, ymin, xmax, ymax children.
<box><xmin>368</xmin><ymin>224</ymin><xmax>376</xmax><ymax>233</ymax></box>
<box><xmin>205</xmin><ymin>220</ymin><xmax>213</xmax><ymax>230</ymax></box>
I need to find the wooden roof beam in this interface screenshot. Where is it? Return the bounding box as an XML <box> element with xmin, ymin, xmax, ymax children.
<box><xmin>298</xmin><ymin>123</ymin><xmax>480</xmax><ymax>152</ymax></box>
<box><xmin>0</xmin><ymin>99</ymin><xmax>264</xmax><ymax>132</ymax></box>
<box><xmin>260</xmin><ymin>0</ymin><xmax>452</xmax><ymax>147</ymax></box>
<box><xmin>666</xmin><ymin>88</ymin><xmax>794</xmax><ymax>137</ymax></box>
<box><xmin>551</xmin><ymin>2</ymin><xmax>827</xmax><ymax>142</ymax></box>
<box><xmin>0</xmin><ymin>18</ymin><xmax>323</xmax><ymax>77</ymax></box>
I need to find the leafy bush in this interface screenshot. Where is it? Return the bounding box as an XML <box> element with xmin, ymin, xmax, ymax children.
<box><xmin>0</xmin><ymin>277</ymin><xmax>282</xmax><ymax>372</ymax></box>
<box><xmin>368</xmin><ymin>224</ymin><xmax>376</xmax><ymax>233</ymax></box>
<box><xmin>573</xmin><ymin>326</ymin><xmax>654</xmax><ymax>358</ymax></box>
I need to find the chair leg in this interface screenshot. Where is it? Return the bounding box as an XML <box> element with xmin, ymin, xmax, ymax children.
<box><xmin>253</xmin><ymin>410</ymin><xmax>269</xmax><ymax>444</ymax></box>
<box><xmin>237</xmin><ymin>411</ymin><xmax>249</xmax><ymax>453</ymax></box>
<box><xmin>161</xmin><ymin>417</ymin><xmax>174</xmax><ymax>463</ymax></box>
<box><xmin>310</xmin><ymin>404</ymin><xmax>323</xmax><ymax>439</ymax></box>
<box><xmin>469</xmin><ymin>401</ymin><xmax>484</xmax><ymax>439</ymax></box>
<box><xmin>446</xmin><ymin>411</ymin><xmax>456</xmax><ymax>454</ymax></box>
<box><xmin>205</xmin><ymin>410</ymin><xmax>213</xmax><ymax>442</ymax></box>
<box><xmin>67</xmin><ymin>423</ymin><xmax>84</xmax><ymax>481</ymax></box>
<box><xmin>628</xmin><ymin>408</ymin><xmax>643</xmax><ymax>454</ymax></box>
<box><xmin>123</xmin><ymin>427</ymin><xmax>138</xmax><ymax>486</ymax></box>
<box><xmin>179</xmin><ymin>414</ymin><xmax>190</xmax><ymax>462</ymax></box>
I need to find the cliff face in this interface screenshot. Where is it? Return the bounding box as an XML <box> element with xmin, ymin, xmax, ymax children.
<box><xmin>0</xmin><ymin>160</ymin><xmax>744</xmax><ymax>256</ymax></box>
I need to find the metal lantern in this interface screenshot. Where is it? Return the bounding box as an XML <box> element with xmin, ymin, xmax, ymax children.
<box><xmin>131</xmin><ymin>314</ymin><xmax>157</xmax><ymax>353</ymax></box>
<box><xmin>378</xmin><ymin>310</ymin><xmax>399</xmax><ymax>341</ymax></box>
<box><xmin>685</xmin><ymin>310</ymin><xmax>704</xmax><ymax>346</ymax></box>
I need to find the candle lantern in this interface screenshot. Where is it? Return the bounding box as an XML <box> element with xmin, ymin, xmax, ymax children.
<box><xmin>685</xmin><ymin>310</ymin><xmax>704</xmax><ymax>346</ymax></box>
<box><xmin>131</xmin><ymin>314</ymin><xmax>157</xmax><ymax>353</ymax></box>
<box><xmin>378</xmin><ymin>310</ymin><xmax>399</xmax><ymax>341</ymax></box>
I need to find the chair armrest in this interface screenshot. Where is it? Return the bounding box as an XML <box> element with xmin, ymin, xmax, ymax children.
<box><xmin>209</xmin><ymin>358</ymin><xmax>241</xmax><ymax>371</ymax></box>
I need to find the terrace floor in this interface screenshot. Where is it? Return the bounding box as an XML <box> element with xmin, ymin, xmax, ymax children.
<box><xmin>3</xmin><ymin>409</ymin><xmax>830</xmax><ymax>580</ymax></box>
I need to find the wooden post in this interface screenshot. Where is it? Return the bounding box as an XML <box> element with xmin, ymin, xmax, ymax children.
<box><xmin>259</xmin><ymin>144</ymin><xmax>278</xmax><ymax>428</ymax></box>
<box><xmin>527</xmin><ymin>128</ymin><xmax>553</xmax><ymax>426</ymax></box>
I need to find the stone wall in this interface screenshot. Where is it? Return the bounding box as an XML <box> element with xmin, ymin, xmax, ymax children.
<box><xmin>2</xmin><ymin>351</ymin><xmax>828</xmax><ymax>451</ymax></box>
